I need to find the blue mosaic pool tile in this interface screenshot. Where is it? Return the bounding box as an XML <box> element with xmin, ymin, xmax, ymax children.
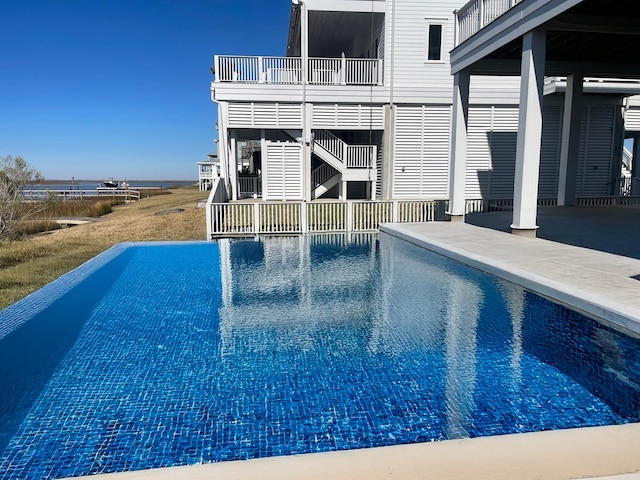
<box><xmin>0</xmin><ymin>236</ymin><xmax>638</xmax><ymax>479</ymax></box>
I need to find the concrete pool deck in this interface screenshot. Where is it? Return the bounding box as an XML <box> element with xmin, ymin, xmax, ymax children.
<box><xmin>70</xmin><ymin>211</ymin><xmax>640</xmax><ymax>480</ymax></box>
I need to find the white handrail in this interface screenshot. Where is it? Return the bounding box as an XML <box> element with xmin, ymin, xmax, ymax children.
<box><xmin>312</xmin><ymin>163</ymin><xmax>338</xmax><ymax>187</ymax></box>
<box><xmin>314</xmin><ymin>130</ymin><xmax>347</xmax><ymax>163</ymax></box>
<box><xmin>455</xmin><ymin>0</ymin><xmax>522</xmax><ymax>45</ymax></box>
<box><xmin>214</xmin><ymin>55</ymin><xmax>381</xmax><ymax>86</ymax></box>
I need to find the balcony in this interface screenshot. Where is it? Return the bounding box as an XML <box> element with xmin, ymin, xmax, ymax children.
<box><xmin>455</xmin><ymin>0</ymin><xmax>523</xmax><ymax>45</ymax></box>
<box><xmin>213</xmin><ymin>55</ymin><xmax>383</xmax><ymax>86</ymax></box>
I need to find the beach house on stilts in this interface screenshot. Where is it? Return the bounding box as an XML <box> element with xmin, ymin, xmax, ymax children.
<box><xmin>207</xmin><ymin>0</ymin><xmax>640</xmax><ymax>238</ymax></box>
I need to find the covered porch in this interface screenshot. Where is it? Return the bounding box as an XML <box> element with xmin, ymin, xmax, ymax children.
<box><xmin>448</xmin><ymin>0</ymin><xmax>640</xmax><ymax>236</ymax></box>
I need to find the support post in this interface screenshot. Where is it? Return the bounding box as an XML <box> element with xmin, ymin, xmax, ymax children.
<box><xmin>447</xmin><ymin>70</ymin><xmax>470</xmax><ymax>221</ymax></box>
<box><xmin>229</xmin><ymin>133</ymin><xmax>238</xmax><ymax>202</ymax></box>
<box><xmin>381</xmin><ymin>105</ymin><xmax>395</xmax><ymax>200</ymax></box>
<box><xmin>261</xmin><ymin>132</ymin><xmax>267</xmax><ymax>200</ymax></box>
<box><xmin>557</xmin><ymin>73</ymin><xmax>583</xmax><ymax>206</ymax></box>
<box><xmin>511</xmin><ymin>30</ymin><xmax>546</xmax><ymax>236</ymax></box>
<box><xmin>301</xmin><ymin>2</ymin><xmax>311</xmax><ymax>202</ymax></box>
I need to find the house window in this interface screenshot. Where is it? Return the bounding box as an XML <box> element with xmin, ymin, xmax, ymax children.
<box><xmin>425</xmin><ymin>20</ymin><xmax>445</xmax><ymax>62</ymax></box>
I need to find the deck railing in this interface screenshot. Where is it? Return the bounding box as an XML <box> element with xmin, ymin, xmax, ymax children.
<box><xmin>208</xmin><ymin>196</ymin><xmax>640</xmax><ymax>237</ymax></box>
<box><xmin>214</xmin><ymin>55</ymin><xmax>382</xmax><ymax>86</ymax></box>
<box><xmin>314</xmin><ymin>130</ymin><xmax>375</xmax><ymax>168</ymax></box>
<box><xmin>208</xmin><ymin>200</ymin><xmax>449</xmax><ymax>237</ymax></box>
<box><xmin>21</xmin><ymin>188</ymin><xmax>141</xmax><ymax>202</ymax></box>
<box><xmin>455</xmin><ymin>0</ymin><xmax>522</xmax><ymax>45</ymax></box>
<box><xmin>311</xmin><ymin>163</ymin><xmax>338</xmax><ymax>188</ymax></box>
<box><xmin>347</xmin><ymin>146</ymin><xmax>376</xmax><ymax>168</ymax></box>
<box><xmin>238</xmin><ymin>175</ymin><xmax>261</xmax><ymax>198</ymax></box>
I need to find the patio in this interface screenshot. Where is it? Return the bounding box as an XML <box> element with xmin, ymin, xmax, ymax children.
<box><xmin>466</xmin><ymin>205</ymin><xmax>640</xmax><ymax>260</ymax></box>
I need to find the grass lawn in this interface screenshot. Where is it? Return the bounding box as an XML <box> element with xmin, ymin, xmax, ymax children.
<box><xmin>0</xmin><ymin>187</ymin><xmax>208</xmax><ymax>310</ymax></box>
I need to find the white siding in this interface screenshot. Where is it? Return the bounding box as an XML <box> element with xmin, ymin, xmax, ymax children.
<box><xmin>465</xmin><ymin>104</ymin><xmax>562</xmax><ymax>199</ymax></box>
<box><xmin>538</xmin><ymin>104</ymin><xmax>562</xmax><ymax>198</ymax></box>
<box><xmin>625</xmin><ymin>107</ymin><xmax>640</xmax><ymax>131</ymax></box>
<box><xmin>228</xmin><ymin>103</ymin><xmax>303</xmax><ymax>129</ymax></box>
<box><xmin>466</xmin><ymin>106</ymin><xmax>493</xmax><ymax>198</ymax></box>
<box><xmin>577</xmin><ymin>106</ymin><xmax>616</xmax><ymax>197</ymax></box>
<box><xmin>385</xmin><ymin>0</ymin><xmax>520</xmax><ymax>104</ymax></box>
<box><xmin>265</xmin><ymin>142</ymin><xmax>303</xmax><ymax>200</ymax></box>
<box><xmin>312</xmin><ymin>104</ymin><xmax>384</xmax><ymax>129</ymax></box>
<box><xmin>393</xmin><ymin>105</ymin><xmax>450</xmax><ymax>198</ymax></box>
<box><xmin>466</xmin><ymin>106</ymin><xmax>518</xmax><ymax>199</ymax></box>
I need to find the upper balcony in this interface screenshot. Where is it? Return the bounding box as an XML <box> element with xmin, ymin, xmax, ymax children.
<box><xmin>454</xmin><ymin>0</ymin><xmax>523</xmax><ymax>46</ymax></box>
<box><xmin>213</xmin><ymin>55</ymin><xmax>382</xmax><ymax>86</ymax></box>
<box><xmin>451</xmin><ymin>0</ymin><xmax>640</xmax><ymax>79</ymax></box>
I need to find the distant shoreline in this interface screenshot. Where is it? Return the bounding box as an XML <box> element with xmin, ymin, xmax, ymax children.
<box><xmin>27</xmin><ymin>179</ymin><xmax>196</xmax><ymax>184</ymax></box>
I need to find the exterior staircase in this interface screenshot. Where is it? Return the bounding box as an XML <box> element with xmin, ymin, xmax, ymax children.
<box><xmin>284</xmin><ymin>129</ymin><xmax>376</xmax><ymax>199</ymax></box>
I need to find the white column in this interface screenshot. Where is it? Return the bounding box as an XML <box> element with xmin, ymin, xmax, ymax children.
<box><xmin>260</xmin><ymin>133</ymin><xmax>268</xmax><ymax>200</ymax></box>
<box><xmin>511</xmin><ymin>30</ymin><xmax>546</xmax><ymax>236</ymax></box>
<box><xmin>229</xmin><ymin>133</ymin><xmax>238</xmax><ymax>202</ymax></box>
<box><xmin>301</xmin><ymin>2</ymin><xmax>311</xmax><ymax>202</ymax></box>
<box><xmin>381</xmin><ymin>105</ymin><xmax>395</xmax><ymax>200</ymax></box>
<box><xmin>447</xmin><ymin>70</ymin><xmax>470</xmax><ymax>221</ymax></box>
<box><xmin>557</xmin><ymin>73</ymin><xmax>583</xmax><ymax>206</ymax></box>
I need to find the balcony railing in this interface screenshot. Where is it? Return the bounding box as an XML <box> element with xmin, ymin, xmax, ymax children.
<box><xmin>455</xmin><ymin>0</ymin><xmax>523</xmax><ymax>45</ymax></box>
<box><xmin>213</xmin><ymin>55</ymin><xmax>383</xmax><ymax>86</ymax></box>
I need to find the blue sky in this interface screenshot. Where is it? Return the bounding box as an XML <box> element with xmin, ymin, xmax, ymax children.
<box><xmin>1</xmin><ymin>0</ymin><xmax>291</xmax><ymax>180</ymax></box>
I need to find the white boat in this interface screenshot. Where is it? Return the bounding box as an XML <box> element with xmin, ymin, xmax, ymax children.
<box><xmin>103</xmin><ymin>178</ymin><xmax>118</xmax><ymax>188</ymax></box>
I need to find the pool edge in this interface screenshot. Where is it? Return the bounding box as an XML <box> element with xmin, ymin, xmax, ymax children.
<box><xmin>59</xmin><ymin>423</ymin><xmax>640</xmax><ymax>480</ymax></box>
<box><xmin>380</xmin><ymin>222</ymin><xmax>640</xmax><ymax>337</ymax></box>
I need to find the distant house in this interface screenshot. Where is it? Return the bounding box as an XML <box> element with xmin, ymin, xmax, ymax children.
<box><xmin>208</xmin><ymin>0</ymin><xmax>640</xmax><ymax>234</ymax></box>
<box><xmin>198</xmin><ymin>153</ymin><xmax>219</xmax><ymax>191</ymax></box>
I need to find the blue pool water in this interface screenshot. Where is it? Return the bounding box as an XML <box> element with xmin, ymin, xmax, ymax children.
<box><xmin>0</xmin><ymin>234</ymin><xmax>639</xmax><ymax>479</ymax></box>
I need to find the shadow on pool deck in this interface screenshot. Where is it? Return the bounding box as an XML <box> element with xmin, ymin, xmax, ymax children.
<box><xmin>465</xmin><ymin>205</ymin><xmax>640</xmax><ymax>260</ymax></box>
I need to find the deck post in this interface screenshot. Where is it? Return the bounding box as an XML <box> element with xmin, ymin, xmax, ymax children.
<box><xmin>346</xmin><ymin>201</ymin><xmax>353</xmax><ymax>232</ymax></box>
<box><xmin>511</xmin><ymin>29</ymin><xmax>546</xmax><ymax>236</ymax></box>
<box><xmin>301</xmin><ymin>202</ymin><xmax>308</xmax><ymax>234</ymax></box>
<box><xmin>447</xmin><ymin>69</ymin><xmax>470</xmax><ymax>221</ymax></box>
<box><xmin>253</xmin><ymin>203</ymin><xmax>260</xmax><ymax>234</ymax></box>
<box><xmin>258</xmin><ymin>56</ymin><xmax>264</xmax><ymax>83</ymax></box>
<box><xmin>229</xmin><ymin>133</ymin><xmax>238</xmax><ymax>202</ymax></box>
<box><xmin>557</xmin><ymin>73</ymin><xmax>583</xmax><ymax>206</ymax></box>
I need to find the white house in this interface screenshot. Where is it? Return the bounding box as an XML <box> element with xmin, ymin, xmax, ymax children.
<box><xmin>447</xmin><ymin>0</ymin><xmax>640</xmax><ymax>235</ymax></box>
<box><xmin>198</xmin><ymin>153</ymin><xmax>219</xmax><ymax>191</ymax></box>
<box><xmin>209</xmin><ymin>0</ymin><xmax>640</xmax><ymax>231</ymax></box>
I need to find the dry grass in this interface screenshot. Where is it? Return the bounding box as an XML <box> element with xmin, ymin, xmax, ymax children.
<box><xmin>0</xmin><ymin>187</ymin><xmax>209</xmax><ymax>309</ymax></box>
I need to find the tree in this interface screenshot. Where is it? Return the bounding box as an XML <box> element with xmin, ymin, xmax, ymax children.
<box><xmin>0</xmin><ymin>156</ymin><xmax>43</xmax><ymax>239</ymax></box>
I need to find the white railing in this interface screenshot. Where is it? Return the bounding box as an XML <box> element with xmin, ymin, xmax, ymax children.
<box><xmin>346</xmin><ymin>146</ymin><xmax>375</xmax><ymax>168</ymax></box>
<box><xmin>307</xmin><ymin>202</ymin><xmax>346</xmax><ymax>233</ymax></box>
<box><xmin>238</xmin><ymin>175</ymin><xmax>261</xmax><ymax>197</ymax></box>
<box><xmin>205</xmin><ymin>177</ymin><xmax>229</xmax><ymax>235</ymax></box>
<box><xmin>208</xmin><ymin>200</ymin><xmax>446</xmax><ymax>237</ymax></box>
<box><xmin>214</xmin><ymin>55</ymin><xmax>302</xmax><ymax>84</ymax></box>
<box><xmin>21</xmin><ymin>188</ymin><xmax>141</xmax><ymax>202</ymax></box>
<box><xmin>207</xmin><ymin>196</ymin><xmax>640</xmax><ymax>237</ymax></box>
<box><xmin>353</xmin><ymin>202</ymin><xmax>393</xmax><ymax>231</ymax></box>
<box><xmin>314</xmin><ymin>130</ymin><xmax>375</xmax><ymax>168</ymax></box>
<box><xmin>314</xmin><ymin>130</ymin><xmax>345</xmax><ymax>164</ymax></box>
<box><xmin>259</xmin><ymin>203</ymin><xmax>302</xmax><ymax>233</ymax></box>
<box><xmin>455</xmin><ymin>0</ymin><xmax>522</xmax><ymax>45</ymax></box>
<box><xmin>214</xmin><ymin>55</ymin><xmax>382</xmax><ymax>86</ymax></box>
<box><xmin>312</xmin><ymin>163</ymin><xmax>338</xmax><ymax>188</ymax></box>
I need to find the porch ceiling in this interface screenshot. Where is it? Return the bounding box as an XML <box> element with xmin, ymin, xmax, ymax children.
<box><xmin>287</xmin><ymin>9</ymin><xmax>384</xmax><ymax>58</ymax></box>
<box><xmin>310</xmin><ymin>11</ymin><xmax>383</xmax><ymax>58</ymax></box>
<box><xmin>460</xmin><ymin>0</ymin><xmax>640</xmax><ymax>79</ymax></box>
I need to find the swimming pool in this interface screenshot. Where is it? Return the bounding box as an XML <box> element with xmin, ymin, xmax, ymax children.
<box><xmin>0</xmin><ymin>234</ymin><xmax>638</xmax><ymax>479</ymax></box>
